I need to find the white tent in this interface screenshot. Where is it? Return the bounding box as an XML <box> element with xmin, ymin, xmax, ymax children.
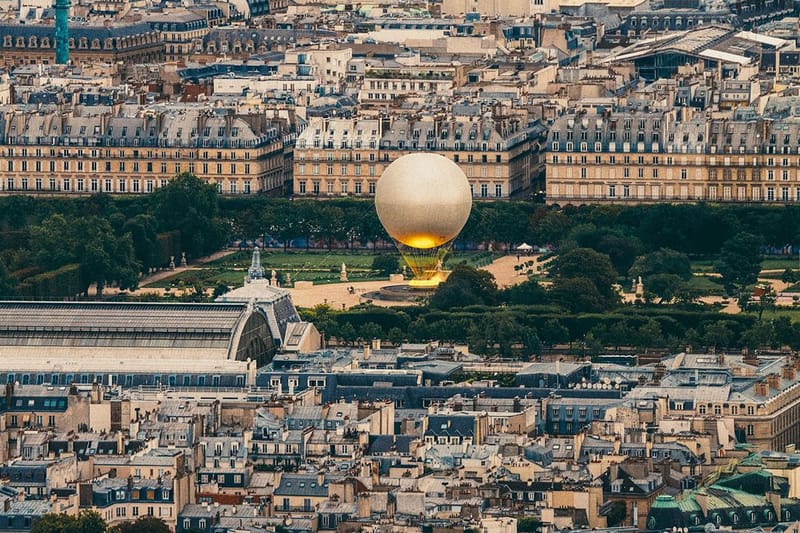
<box><xmin>516</xmin><ymin>243</ymin><xmax>533</xmax><ymax>251</ymax></box>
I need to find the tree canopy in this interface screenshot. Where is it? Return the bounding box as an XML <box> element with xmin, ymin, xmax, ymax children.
<box><xmin>430</xmin><ymin>265</ymin><xmax>499</xmax><ymax>310</ymax></box>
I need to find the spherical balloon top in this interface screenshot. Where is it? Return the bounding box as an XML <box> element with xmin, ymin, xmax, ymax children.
<box><xmin>375</xmin><ymin>153</ymin><xmax>472</xmax><ymax>249</ymax></box>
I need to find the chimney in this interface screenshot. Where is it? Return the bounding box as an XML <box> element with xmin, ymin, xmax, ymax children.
<box><xmin>372</xmin><ymin>338</ymin><xmax>381</xmax><ymax>351</ymax></box>
<box><xmin>317</xmin><ymin>472</ymin><xmax>325</xmax><ymax>486</ymax></box>
<box><xmin>754</xmin><ymin>381</ymin><xmax>769</xmax><ymax>397</ymax></box>
<box><xmin>782</xmin><ymin>365</ymin><xmax>796</xmax><ymax>381</ymax></box>
<box><xmin>743</xmin><ymin>353</ymin><xmax>759</xmax><ymax>367</ymax></box>
<box><xmin>768</xmin><ymin>373</ymin><xmax>781</xmax><ymax>390</ymax></box>
<box><xmin>363</xmin><ymin>345</ymin><xmax>370</xmax><ymax>360</ymax></box>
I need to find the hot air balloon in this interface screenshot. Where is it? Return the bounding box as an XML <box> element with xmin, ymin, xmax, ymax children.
<box><xmin>375</xmin><ymin>153</ymin><xmax>472</xmax><ymax>288</ymax></box>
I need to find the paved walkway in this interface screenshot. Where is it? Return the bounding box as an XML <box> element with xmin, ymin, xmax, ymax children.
<box><xmin>286</xmin><ymin>254</ymin><xmax>531</xmax><ymax>309</ymax></box>
<box><xmin>483</xmin><ymin>255</ymin><xmax>539</xmax><ymax>288</ymax></box>
<box><xmin>95</xmin><ymin>249</ymin><xmax>237</xmax><ymax>297</ymax></box>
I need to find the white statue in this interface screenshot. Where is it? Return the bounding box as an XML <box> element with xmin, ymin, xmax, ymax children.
<box><xmin>635</xmin><ymin>276</ymin><xmax>645</xmax><ymax>298</ymax></box>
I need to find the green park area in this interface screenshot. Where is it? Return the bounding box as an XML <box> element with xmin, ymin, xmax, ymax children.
<box><xmin>142</xmin><ymin>250</ymin><xmax>499</xmax><ymax>290</ymax></box>
<box><xmin>10</xmin><ymin>176</ymin><xmax>800</xmax><ymax>354</ymax></box>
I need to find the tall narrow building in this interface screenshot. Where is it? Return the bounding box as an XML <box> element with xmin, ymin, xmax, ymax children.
<box><xmin>54</xmin><ymin>0</ymin><xmax>70</xmax><ymax>64</ymax></box>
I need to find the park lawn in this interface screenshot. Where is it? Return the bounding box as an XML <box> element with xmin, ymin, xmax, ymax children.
<box><xmin>690</xmin><ymin>260</ymin><xmax>716</xmax><ymax>273</ymax></box>
<box><xmin>687</xmin><ymin>275</ymin><xmax>725</xmax><ymax>296</ymax></box>
<box><xmin>761</xmin><ymin>258</ymin><xmax>800</xmax><ymax>271</ymax></box>
<box><xmin>207</xmin><ymin>250</ymin><xmax>380</xmax><ymax>270</ymax></box>
<box><xmin>757</xmin><ymin>308</ymin><xmax>800</xmax><ymax>323</ymax></box>
<box><xmin>145</xmin><ymin>250</ymin><xmax>501</xmax><ymax>290</ymax></box>
<box><xmin>784</xmin><ymin>283</ymin><xmax>800</xmax><ymax>293</ymax></box>
<box><xmin>692</xmin><ymin>258</ymin><xmax>798</xmax><ymax>276</ymax></box>
<box><xmin>207</xmin><ymin>250</ymin><xmax>499</xmax><ymax>270</ymax></box>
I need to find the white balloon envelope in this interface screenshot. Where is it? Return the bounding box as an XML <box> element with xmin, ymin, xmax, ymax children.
<box><xmin>375</xmin><ymin>153</ymin><xmax>472</xmax><ymax>287</ymax></box>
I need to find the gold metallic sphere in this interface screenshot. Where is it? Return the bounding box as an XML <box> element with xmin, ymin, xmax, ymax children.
<box><xmin>375</xmin><ymin>153</ymin><xmax>472</xmax><ymax>249</ymax></box>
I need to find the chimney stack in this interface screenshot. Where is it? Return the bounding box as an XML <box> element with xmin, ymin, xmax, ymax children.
<box><xmin>768</xmin><ymin>373</ymin><xmax>781</xmax><ymax>390</ymax></box>
<box><xmin>754</xmin><ymin>380</ymin><xmax>769</xmax><ymax>397</ymax></box>
<box><xmin>782</xmin><ymin>365</ymin><xmax>796</xmax><ymax>381</ymax></box>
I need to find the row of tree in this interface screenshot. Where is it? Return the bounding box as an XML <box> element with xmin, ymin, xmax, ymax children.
<box><xmin>0</xmin><ymin>182</ymin><xmax>794</xmax><ymax>300</ymax></box>
<box><xmin>301</xmin><ymin>296</ymin><xmax>800</xmax><ymax>356</ymax></box>
<box><xmin>30</xmin><ymin>512</ymin><xmax>181</xmax><ymax>533</ymax></box>
<box><xmin>0</xmin><ymin>174</ymin><xmax>227</xmax><ymax>297</ymax></box>
<box><xmin>300</xmin><ymin>263</ymin><xmax>800</xmax><ymax>357</ymax></box>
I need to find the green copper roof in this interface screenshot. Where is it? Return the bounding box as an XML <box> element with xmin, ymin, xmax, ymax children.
<box><xmin>652</xmin><ymin>495</ymin><xmax>680</xmax><ymax>509</ymax></box>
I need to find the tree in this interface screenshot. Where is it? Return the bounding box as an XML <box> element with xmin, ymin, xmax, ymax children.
<box><xmin>549</xmin><ymin>277</ymin><xmax>606</xmax><ymax>313</ymax></box>
<box><xmin>123</xmin><ymin>214</ymin><xmax>159</xmax><ymax>272</ymax></box>
<box><xmin>646</xmin><ymin>273</ymin><xmax>687</xmax><ymax>304</ymax></box>
<box><xmin>773</xmin><ymin>316</ymin><xmax>800</xmax><ymax>348</ymax></box>
<box><xmin>358</xmin><ymin>322</ymin><xmax>384</xmax><ymax>342</ymax></box>
<box><xmin>636</xmin><ymin>319</ymin><xmax>665</xmax><ymax>349</ymax></box>
<box><xmin>430</xmin><ymin>265</ymin><xmax>498</xmax><ymax>310</ymax></box>
<box><xmin>606</xmin><ymin>501</ymin><xmax>628</xmax><ymax>528</ymax></box>
<box><xmin>703</xmin><ymin>321</ymin><xmax>736</xmax><ymax>351</ymax></box>
<box><xmin>387</xmin><ymin>326</ymin><xmax>405</xmax><ymax>346</ymax></box>
<box><xmin>553</xmin><ymin>248</ymin><xmax>619</xmax><ymax>308</ymax></box>
<box><xmin>782</xmin><ymin>268</ymin><xmax>798</xmax><ymax>284</ymax></box>
<box><xmin>629</xmin><ymin>248</ymin><xmax>692</xmax><ymax>280</ymax></box>
<box><xmin>501</xmin><ymin>278</ymin><xmax>547</xmax><ymax>305</ymax></box>
<box><xmin>540</xmin><ymin>319</ymin><xmax>570</xmax><ymax>348</ymax></box>
<box><xmin>150</xmin><ymin>173</ymin><xmax>226</xmax><ymax>258</ymax></box>
<box><xmin>32</xmin><ymin>511</ymin><xmax>107</xmax><ymax>533</ymax></box>
<box><xmin>30</xmin><ymin>214</ymin><xmax>141</xmax><ymax>295</ymax></box>
<box><xmin>517</xmin><ymin>517</ymin><xmax>542</xmax><ymax>533</ymax></box>
<box><xmin>528</xmin><ymin>207</ymin><xmax>571</xmax><ymax>245</ymax></box>
<box><xmin>750</xmin><ymin>283</ymin><xmax>777</xmax><ymax>320</ymax></box>
<box><xmin>716</xmin><ymin>232</ymin><xmax>762</xmax><ymax>294</ymax></box>
<box><xmin>594</xmin><ymin>230</ymin><xmax>644</xmax><ymax>277</ymax></box>
<box><xmin>213</xmin><ymin>282</ymin><xmax>230</xmax><ymax>298</ymax></box>
<box><xmin>337</xmin><ymin>322</ymin><xmax>357</xmax><ymax>345</ymax></box>
<box><xmin>740</xmin><ymin>321</ymin><xmax>775</xmax><ymax>351</ymax></box>
<box><xmin>372</xmin><ymin>254</ymin><xmax>400</xmax><ymax>276</ymax></box>
<box><xmin>109</xmin><ymin>517</ymin><xmax>169</xmax><ymax>533</ymax></box>
<box><xmin>0</xmin><ymin>258</ymin><xmax>16</xmax><ymax>298</ymax></box>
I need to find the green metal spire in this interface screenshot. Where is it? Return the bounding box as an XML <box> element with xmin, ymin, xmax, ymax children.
<box><xmin>54</xmin><ymin>0</ymin><xmax>70</xmax><ymax>64</ymax></box>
